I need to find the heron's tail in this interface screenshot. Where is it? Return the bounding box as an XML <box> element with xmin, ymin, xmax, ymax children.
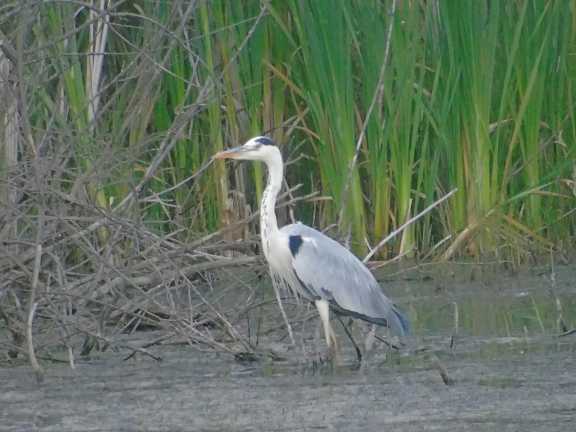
<box><xmin>391</xmin><ymin>306</ymin><xmax>410</xmax><ymax>336</ymax></box>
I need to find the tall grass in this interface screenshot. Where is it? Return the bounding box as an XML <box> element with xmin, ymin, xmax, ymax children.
<box><xmin>432</xmin><ymin>1</ymin><xmax>576</xmax><ymax>258</ymax></box>
<box><xmin>277</xmin><ymin>0</ymin><xmax>368</xmax><ymax>250</ymax></box>
<box><xmin>1</xmin><ymin>0</ymin><xmax>575</xmax><ymax>262</ymax></box>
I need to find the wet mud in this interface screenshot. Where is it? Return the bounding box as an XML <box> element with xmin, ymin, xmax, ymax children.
<box><xmin>1</xmin><ymin>263</ymin><xmax>575</xmax><ymax>431</ymax></box>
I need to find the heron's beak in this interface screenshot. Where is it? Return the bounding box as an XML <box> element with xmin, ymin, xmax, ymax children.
<box><xmin>214</xmin><ymin>146</ymin><xmax>243</xmax><ymax>160</ymax></box>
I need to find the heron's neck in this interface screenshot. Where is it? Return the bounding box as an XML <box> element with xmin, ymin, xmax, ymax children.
<box><xmin>260</xmin><ymin>156</ymin><xmax>283</xmax><ymax>258</ymax></box>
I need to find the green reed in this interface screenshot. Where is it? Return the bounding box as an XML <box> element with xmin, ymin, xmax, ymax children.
<box><xmin>3</xmin><ymin>0</ymin><xmax>574</xmax><ymax>261</ymax></box>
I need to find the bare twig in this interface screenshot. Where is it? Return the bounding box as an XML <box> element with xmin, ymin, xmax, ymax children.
<box><xmin>364</xmin><ymin>188</ymin><xmax>458</xmax><ymax>263</ymax></box>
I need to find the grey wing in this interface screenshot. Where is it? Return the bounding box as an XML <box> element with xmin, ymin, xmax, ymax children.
<box><xmin>280</xmin><ymin>223</ymin><xmax>409</xmax><ymax>336</ymax></box>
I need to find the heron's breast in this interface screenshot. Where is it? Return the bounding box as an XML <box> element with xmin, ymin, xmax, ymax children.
<box><xmin>264</xmin><ymin>232</ymin><xmax>293</xmax><ymax>273</ymax></box>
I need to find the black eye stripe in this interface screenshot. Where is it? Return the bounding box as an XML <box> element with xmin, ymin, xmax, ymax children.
<box><xmin>254</xmin><ymin>137</ymin><xmax>274</xmax><ymax>146</ymax></box>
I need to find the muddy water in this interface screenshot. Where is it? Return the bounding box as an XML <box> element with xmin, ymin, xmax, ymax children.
<box><xmin>1</xmin><ymin>264</ymin><xmax>575</xmax><ymax>431</ymax></box>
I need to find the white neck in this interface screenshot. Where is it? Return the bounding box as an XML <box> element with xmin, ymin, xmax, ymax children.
<box><xmin>260</xmin><ymin>152</ymin><xmax>283</xmax><ymax>259</ymax></box>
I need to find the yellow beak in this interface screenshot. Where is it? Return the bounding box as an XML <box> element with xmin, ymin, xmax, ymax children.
<box><xmin>214</xmin><ymin>146</ymin><xmax>243</xmax><ymax>160</ymax></box>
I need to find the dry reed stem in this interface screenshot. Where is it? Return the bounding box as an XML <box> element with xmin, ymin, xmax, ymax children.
<box><xmin>26</xmin><ymin>243</ymin><xmax>44</xmax><ymax>382</ymax></box>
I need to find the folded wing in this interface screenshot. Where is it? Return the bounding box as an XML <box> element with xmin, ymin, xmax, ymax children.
<box><xmin>280</xmin><ymin>223</ymin><xmax>409</xmax><ymax>336</ymax></box>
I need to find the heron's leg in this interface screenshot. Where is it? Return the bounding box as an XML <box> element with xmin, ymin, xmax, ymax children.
<box><xmin>359</xmin><ymin>324</ymin><xmax>377</xmax><ymax>369</ymax></box>
<box><xmin>314</xmin><ymin>299</ymin><xmax>338</xmax><ymax>359</ymax></box>
<box><xmin>336</xmin><ymin>316</ymin><xmax>362</xmax><ymax>364</ymax></box>
<box><xmin>364</xmin><ymin>324</ymin><xmax>377</xmax><ymax>353</ymax></box>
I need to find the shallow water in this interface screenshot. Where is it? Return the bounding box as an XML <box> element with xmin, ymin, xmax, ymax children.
<box><xmin>1</xmin><ymin>263</ymin><xmax>575</xmax><ymax>431</ymax></box>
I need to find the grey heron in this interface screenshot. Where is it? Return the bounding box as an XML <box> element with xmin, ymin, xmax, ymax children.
<box><xmin>215</xmin><ymin>136</ymin><xmax>409</xmax><ymax>359</ymax></box>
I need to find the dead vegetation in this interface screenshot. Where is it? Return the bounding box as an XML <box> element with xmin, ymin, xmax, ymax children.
<box><xmin>0</xmin><ymin>150</ymin><xmax>283</xmax><ymax>375</ymax></box>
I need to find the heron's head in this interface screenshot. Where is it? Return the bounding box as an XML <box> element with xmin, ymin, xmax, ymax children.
<box><xmin>214</xmin><ymin>136</ymin><xmax>280</xmax><ymax>163</ymax></box>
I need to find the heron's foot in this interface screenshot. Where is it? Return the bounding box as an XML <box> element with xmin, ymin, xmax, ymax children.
<box><xmin>309</xmin><ymin>344</ymin><xmax>338</xmax><ymax>367</ymax></box>
<box><xmin>324</xmin><ymin>344</ymin><xmax>339</xmax><ymax>363</ymax></box>
<box><xmin>311</xmin><ymin>320</ymin><xmax>339</xmax><ymax>367</ymax></box>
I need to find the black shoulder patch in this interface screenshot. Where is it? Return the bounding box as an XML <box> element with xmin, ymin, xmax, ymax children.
<box><xmin>288</xmin><ymin>235</ymin><xmax>303</xmax><ymax>257</ymax></box>
<box><xmin>255</xmin><ymin>136</ymin><xmax>274</xmax><ymax>146</ymax></box>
